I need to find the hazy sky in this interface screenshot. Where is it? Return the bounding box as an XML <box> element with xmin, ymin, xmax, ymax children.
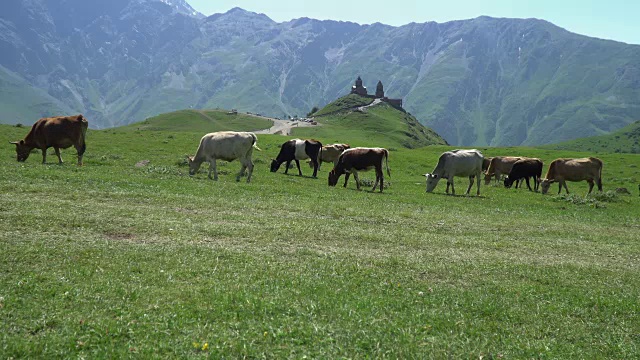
<box><xmin>188</xmin><ymin>0</ymin><xmax>640</xmax><ymax>45</ymax></box>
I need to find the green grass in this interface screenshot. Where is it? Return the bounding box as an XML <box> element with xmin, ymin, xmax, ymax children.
<box><xmin>543</xmin><ymin>120</ymin><xmax>640</xmax><ymax>154</ymax></box>
<box><xmin>312</xmin><ymin>94</ymin><xmax>374</xmax><ymax>117</ymax></box>
<box><xmin>120</xmin><ymin>109</ymin><xmax>273</xmax><ymax>133</ymax></box>
<box><xmin>1</xmin><ymin>124</ymin><xmax>639</xmax><ymax>358</ymax></box>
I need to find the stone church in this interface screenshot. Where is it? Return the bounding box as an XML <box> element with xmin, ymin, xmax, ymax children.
<box><xmin>350</xmin><ymin>76</ymin><xmax>403</xmax><ymax>109</ymax></box>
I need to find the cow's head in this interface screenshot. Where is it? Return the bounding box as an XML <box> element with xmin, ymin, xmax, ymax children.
<box><xmin>270</xmin><ymin>159</ymin><xmax>281</xmax><ymax>172</ymax></box>
<box><xmin>424</xmin><ymin>173</ymin><xmax>441</xmax><ymax>193</ymax></box>
<box><xmin>10</xmin><ymin>140</ymin><xmax>30</xmax><ymax>162</ymax></box>
<box><xmin>328</xmin><ymin>169</ymin><xmax>342</xmax><ymax>186</ymax></box>
<box><xmin>186</xmin><ymin>156</ymin><xmax>199</xmax><ymax>176</ymax></box>
<box><xmin>484</xmin><ymin>172</ymin><xmax>493</xmax><ymax>185</ymax></box>
<box><xmin>503</xmin><ymin>176</ymin><xmax>513</xmax><ymax>188</ymax></box>
<box><xmin>539</xmin><ymin>178</ymin><xmax>553</xmax><ymax>194</ymax></box>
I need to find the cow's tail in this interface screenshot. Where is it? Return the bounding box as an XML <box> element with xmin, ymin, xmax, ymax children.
<box><xmin>79</xmin><ymin>114</ymin><xmax>88</xmax><ymax>154</ymax></box>
<box><xmin>251</xmin><ymin>133</ymin><xmax>262</xmax><ymax>151</ymax></box>
<box><xmin>384</xmin><ymin>149</ymin><xmax>391</xmax><ymax>177</ymax></box>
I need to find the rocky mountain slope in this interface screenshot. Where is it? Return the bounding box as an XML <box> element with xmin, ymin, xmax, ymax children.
<box><xmin>1</xmin><ymin>1</ymin><xmax>639</xmax><ymax>146</ymax></box>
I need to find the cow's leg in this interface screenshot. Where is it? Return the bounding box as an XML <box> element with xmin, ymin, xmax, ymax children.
<box><xmin>476</xmin><ymin>172</ymin><xmax>481</xmax><ymax>196</ymax></box>
<box><xmin>353</xmin><ymin>172</ymin><xmax>361</xmax><ymax>190</ymax></box>
<box><xmin>343</xmin><ymin>173</ymin><xmax>350</xmax><ymax>188</ymax></box>
<box><xmin>445</xmin><ymin>181</ymin><xmax>450</xmax><ymax>194</ymax></box>
<box><xmin>284</xmin><ymin>160</ymin><xmax>291</xmax><ymax>174</ymax></box>
<box><xmin>295</xmin><ymin>159</ymin><xmax>302</xmax><ymax>176</ymax></box>
<box><xmin>597</xmin><ymin>177</ymin><xmax>603</xmax><ymax>192</ymax></box>
<box><xmin>466</xmin><ymin>176</ymin><xmax>474</xmax><ymax>195</ymax></box>
<box><xmin>379</xmin><ymin>171</ymin><xmax>384</xmax><ymax>193</ymax></box>
<box><xmin>41</xmin><ymin>147</ymin><xmax>47</xmax><ymax>164</ymax></box>
<box><xmin>525</xmin><ymin>177</ymin><xmax>532</xmax><ymax>191</ymax></box>
<box><xmin>311</xmin><ymin>159</ymin><xmax>319</xmax><ymax>178</ymax></box>
<box><xmin>246</xmin><ymin>161</ymin><xmax>254</xmax><ymax>183</ymax></box>
<box><xmin>208</xmin><ymin>160</ymin><xmax>218</xmax><ymax>180</ymax></box>
<box><xmin>372</xmin><ymin>169</ymin><xmax>381</xmax><ymax>192</ymax></box>
<box><xmin>562</xmin><ymin>181</ymin><xmax>569</xmax><ymax>194</ymax></box>
<box><xmin>75</xmin><ymin>141</ymin><xmax>86</xmax><ymax>166</ymax></box>
<box><xmin>237</xmin><ymin>162</ymin><xmax>247</xmax><ymax>182</ymax></box>
<box><xmin>53</xmin><ymin>147</ymin><xmax>63</xmax><ymax>164</ymax></box>
<box><xmin>449</xmin><ymin>178</ymin><xmax>455</xmax><ymax>195</ymax></box>
<box><xmin>587</xmin><ymin>179</ymin><xmax>595</xmax><ymax>194</ymax></box>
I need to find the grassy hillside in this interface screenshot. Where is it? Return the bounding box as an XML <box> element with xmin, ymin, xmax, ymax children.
<box><xmin>312</xmin><ymin>94</ymin><xmax>374</xmax><ymax>117</ymax></box>
<box><xmin>300</xmin><ymin>96</ymin><xmax>447</xmax><ymax>148</ymax></box>
<box><xmin>1</xmin><ymin>122</ymin><xmax>639</xmax><ymax>358</ymax></box>
<box><xmin>542</xmin><ymin>120</ymin><xmax>640</xmax><ymax>154</ymax></box>
<box><xmin>119</xmin><ymin>109</ymin><xmax>273</xmax><ymax>133</ymax></box>
<box><xmin>0</xmin><ymin>66</ymin><xmax>72</xmax><ymax>125</ymax></box>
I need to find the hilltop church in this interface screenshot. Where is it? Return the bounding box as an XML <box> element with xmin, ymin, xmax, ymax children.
<box><xmin>350</xmin><ymin>76</ymin><xmax>403</xmax><ymax>109</ymax></box>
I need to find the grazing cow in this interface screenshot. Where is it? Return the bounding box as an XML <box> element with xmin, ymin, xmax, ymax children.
<box><xmin>309</xmin><ymin>143</ymin><xmax>350</xmax><ymax>169</ymax></box>
<box><xmin>484</xmin><ymin>156</ymin><xmax>523</xmax><ymax>185</ymax></box>
<box><xmin>482</xmin><ymin>157</ymin><xmax>492</xmax><ymax>172</ymax></box>
<box><xmin>328</xmin><ymin>147</ymin><xmax>390</xmax><ymax>192</ymax></box>
<box><xmin>539</xmin><ymin>157</ymin><xmax>603</xmax><ymax>195</ymax></box>
<box><xmin>504</xmin><ymin>158</ymin><xmax>543</xmax><ymax>191</ymax></box>
<box><xmin>10</xmin><ymin>114</ymin><xmax>88</xmax><ymax>165</ymax></box>
<box><xmin>424</xmin><ymin>149</ymin><xmax>484</xmax><ymax>196</ymax></box>
<box><xmin>187</xmin><ymin>131</ymin><xmax>260</xmax><ymax>183</ymax></box>
<box><xmin>271</xmin><ymin>139</ymin><xmax>322</xmax><ymax>177</ymax></box>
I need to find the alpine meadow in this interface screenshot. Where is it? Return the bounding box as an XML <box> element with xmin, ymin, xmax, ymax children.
<box><xmin>2</xmin><ymin>0</ymin><xmax>640</xmax><ymax>358</ymax></box>
<box><xmin>1</xmin><ymin>105</ymin><xmax>639</xmax><ymax>357</ymax></box>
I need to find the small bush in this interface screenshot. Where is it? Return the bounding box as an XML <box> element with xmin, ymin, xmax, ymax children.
<box><xmin>15</xmin><ymin>123</ymin><xmax>23</xmax><ymax>128</ymax></box>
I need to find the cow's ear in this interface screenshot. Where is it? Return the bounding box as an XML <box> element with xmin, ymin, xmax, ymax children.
<box><xmin>9</xmin><ymin>141</ymin><xmax>19</xmax><ymax>145</ymax></box>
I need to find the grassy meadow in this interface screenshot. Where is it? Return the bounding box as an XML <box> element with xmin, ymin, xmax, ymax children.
<box><xmin>1</xmin><ymin>120</ymin><xmax>639</xmax><ymax>358</ymax></box>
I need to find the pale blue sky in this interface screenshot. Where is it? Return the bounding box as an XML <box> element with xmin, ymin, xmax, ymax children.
<box><xmin>188</xmin><ymin>0</ymin><xmax>640</xmax><ymax>45</ymax></box>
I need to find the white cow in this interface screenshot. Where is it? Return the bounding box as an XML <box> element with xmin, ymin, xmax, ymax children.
<box><xmin>187</xmin><ymin>131</ymin><xmax>261</xmax><ymax>182</ymax></box>
<box><xmin>309</xmin><ymin>143</ymin><xmax>350</xmax><ymax>169</ymax></box>
<box><xmin>424</xmin><ymin>149</ymin><xmax>484</xmax><ymax>195</ymax></box>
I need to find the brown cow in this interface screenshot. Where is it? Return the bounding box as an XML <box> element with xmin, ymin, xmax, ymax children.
<box><xmin>309</xmin><ymin>143</ymin><xmax>350</xmax><ymax>169</ymax></box>
<box><xmin>10</xmin><ymin>115</ymin><xmax>88</xmax><ymax>165</ymax></box>
<box><xmin>482</xmin><ymin>157</ymin><xmax>492</xmax><ymax>172</ymax></box>
<box><xmin>539</xmin><ymin>157</ymin><xmax>603</xmax><ymax>195</ymax></box>
<box><xmin>484</xmin><ymin>156</ymin><xmax>522</xmax><ymax>185</ymax></box>
<box><xmin>328</xmin><ymin>147</ymin><xmax>390</xmax><ymax>192</ymax></box>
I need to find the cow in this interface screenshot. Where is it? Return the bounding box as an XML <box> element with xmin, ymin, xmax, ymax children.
<box><xmin>424</xmin><ymin>149</ymin><xmax>484</xmax><ymax>196</ymax></box>
<box><xmin>484</xmin><ymin>156</ymin><xmax>523</xmax><ymax>185</ymax></box>
<box><xmin>309</xmin><ymin>143</ymin><xmax>350</xmax><ymax>169</ymax></box>
<box><xmin>539</xmin><ymin>157</ymin><xmax>603</xmax><ymax>195</ymax></box>
<box><xmin>482</xmin><ymin>157</ymin><xmax>492</xmax><ymax>172</ymax></box>
<box><xmin>503</xmin><ymin>158</ymin><xmax>543</xmax><ymax>191</ymax></box>
<box><xmin>187</xmin><ymin>131</ymin><xmax>260</xmax><ymax>183</ymax></box>
<box><xmin>10</xmin><ymin>114</ymin><xmax>88</xmax><ymax>165</ymax></box>
<box><xmin>328</xmin><ymin>147</ymin><xmax>390</xmax><ymax>192</ymax></box>
<box><xmin>271</xmin><ymin>139</ymin><xmax>322</xmax><ymax>177</ymax></box>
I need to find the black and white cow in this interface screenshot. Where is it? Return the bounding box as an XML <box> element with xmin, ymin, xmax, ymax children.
<box><xmin>270</xmin><ymin>139</ymin><xmax>323</xmax><ymax>177</ymax></box>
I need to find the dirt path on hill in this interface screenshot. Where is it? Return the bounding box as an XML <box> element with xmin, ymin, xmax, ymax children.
<box><xmin>254</xmin><ymin>118</ymin><xmax>318</xmax><ymax>136</ymax></box>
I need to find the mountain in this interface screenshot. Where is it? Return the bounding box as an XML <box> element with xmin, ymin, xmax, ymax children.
<box><xmin>542</xmin><ymin>120</ymin><xmax>640</xmax><ymax>154</ymax></box>
<box><xmin>1</xmin><ymin>2</ymin><xmax>639</xmax><ymax>146</ymax></box>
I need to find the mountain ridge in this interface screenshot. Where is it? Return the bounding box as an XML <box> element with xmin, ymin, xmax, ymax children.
<box><xmin>1</xmin><ymin>2</ymin><xmax>639</xmax><ymax>146</ymax></box>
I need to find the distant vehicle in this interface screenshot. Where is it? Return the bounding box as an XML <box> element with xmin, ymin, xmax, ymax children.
<box><xmin>228</xmin><ymin>109</ymin><xmax>238</xmax><ymax>114</ymax></box>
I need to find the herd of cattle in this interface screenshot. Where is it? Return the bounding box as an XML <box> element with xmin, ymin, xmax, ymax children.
<box><xmin>10</xmin><ymin>115</ymin><xmax>606</xmax><ymax>196</ymax></box>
